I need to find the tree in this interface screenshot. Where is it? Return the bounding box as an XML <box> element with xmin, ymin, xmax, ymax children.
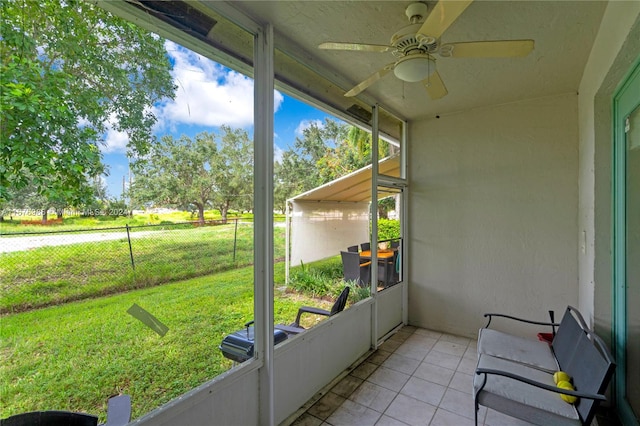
<box><xmin>132</xmin><ymin>133</ymin><xmax>219</xmax><ymax>224</ymax></box>
<box><xmin>377</xmin><ymin>196</ymin><xmax>396</xmax><ymax>220</ymax></box>
<box><xmin>132</xmin><ymin>127</ymin><xmax>253</xmax><ymax>224</ymax></box>
<box><xmin>0</xmin><ymin>0</ymin><xmax>175</xmax><ymax>204</ymax></box>
<box><xmin>212</xmin><ymin>126</ymin><xmax>253</xmax><ymax>222</ymax></box>
<box><xmin>273</xmin><ymin>118</ymin><xmax>339</xmax><ymax>209</ymax></box>
<box><xmin>0</xmin><ymin>182</ymin><xmax>41</xmax><ymax>221</ymax></box>
<box><xmin>274</xmin><ymin>118</ymin><xmax>391</xmax><ymax>209</ymax></box>
<box><xmin>274</xmin><ymin>151</ymin><xmax>307</xmax><ymax>213</ymax></box>
<box><xmin>319</xmin><ymin>125</ymin><xmax>372</xmax><ymax>182</ymax></box>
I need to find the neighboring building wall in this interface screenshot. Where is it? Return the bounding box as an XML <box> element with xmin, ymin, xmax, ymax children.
<box><xmin>408</xmin><ymin>94</ymin><xmax>579</xmax><ymax>338</ymax></box>
<box><xmin>577</xmin><ymin>3</ymin><xmax>640</xmax><ymax>341</ymax></box>
<box><xmin>290</xmin><ymin>201</ymin><xmax>369</xmax><ymax>265</ymax></box>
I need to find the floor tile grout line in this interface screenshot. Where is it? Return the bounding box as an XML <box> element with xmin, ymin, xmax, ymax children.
<box><xmin>295</xmin><ymin>326</ymin><xmax>488</xmax><ymax>426</ymax></box>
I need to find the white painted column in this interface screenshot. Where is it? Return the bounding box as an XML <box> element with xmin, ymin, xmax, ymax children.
<box><xmin>254</xmin><ymin>23</ymin><xmax>275</xmax><ymax>426</ymax></box>
<box><xmin>371</xmin><ymin>104</ymin><xmax>379</xmax><ymax>349</ymax></box>
<box><xmin>401</xmin><ymin>119</ymin><xmax>409</xmax><ymax>325</ymax></box>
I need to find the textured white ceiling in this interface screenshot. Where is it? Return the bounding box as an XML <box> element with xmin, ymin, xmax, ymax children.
<box><xmin>232</xmin><ymin>1</ymin><xmax>608</xmax><ymax>121</ymax></box>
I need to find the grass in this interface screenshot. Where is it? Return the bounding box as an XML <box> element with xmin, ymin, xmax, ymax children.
<box><xmin>0</xmin><ymin>261</ymin><xmax>341</xmax><ymax>423</ymax></box>
<box><xmin>0</xmin><ymin>224</ymin><xmax>286</xmax><ymax>313</ymax></box>
<box><xmin>0</xmin><ymin>211</ymin><xmax>360</xmax><ymax>422</ymax></box>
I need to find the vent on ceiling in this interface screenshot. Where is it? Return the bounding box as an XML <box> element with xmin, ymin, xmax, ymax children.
<box><xmin>126</xmin><ymin>1</ymin><xmax>217</xmax><ymax>41</ymax></box>
<box><xmin>346</xmin><ymin>104</ymin><xmax>372</xmax><ymax>124</ymax></box>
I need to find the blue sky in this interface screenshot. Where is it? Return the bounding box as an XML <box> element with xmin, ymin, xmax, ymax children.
<box><xmin>100</xmin><ymin>41</ymin><xmax>335</xmax><ymax>198</ymax></box>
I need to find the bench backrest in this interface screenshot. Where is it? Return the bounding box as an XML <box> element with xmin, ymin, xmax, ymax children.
<box><xmin>552</xmin><ymin>306</ymin><xmax>587</xmax><ymax>369</ymax></box>
<box><xmin>553</xmin><ymin>307</ymin><xmax>615</xmax><ymax>424</ymax></box>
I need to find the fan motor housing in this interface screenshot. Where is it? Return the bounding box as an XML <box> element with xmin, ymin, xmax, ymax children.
<box><xmin>391</xmin><ymin>23</ymin><xmax>437</xmax><ymax>57</ymax></box>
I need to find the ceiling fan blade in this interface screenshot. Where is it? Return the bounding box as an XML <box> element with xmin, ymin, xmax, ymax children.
<box><xmin>344</xmin><ymin>64</ymin><xmax>394</xmax><ymax>97</ymax></box>
<box><xmin>417</xmin><ymin>0</ymin><xmax>473</xmax><ymax>41</ymax></box>
<box><xmin>423</xmin><ymin>71</ymin><xmax>448</xmax><ymax>100</ymax></box>
<box><xmin>319</xmin><ymin>42</ymin><xmax>392</xmax><ymax>53</ymax></box>
<box><xmin>445</xmin><ymin>40</ymin><xmax>535</xmax><ymax>57</ymax></box>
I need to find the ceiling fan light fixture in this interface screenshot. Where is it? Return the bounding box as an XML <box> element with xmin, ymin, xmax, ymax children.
<box><xmin>393</xmin><ymin>54</ymin><xmax>436</xmax><ymax>82</ymax></box>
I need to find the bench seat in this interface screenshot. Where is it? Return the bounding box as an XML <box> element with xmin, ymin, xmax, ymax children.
<box><xmin>474</xmin><ymin>306</ymin><xmax>615</xmax><ymax>426</ymax></box>
<box><xmin>477</xmin><ymin>328</ymin><xmax>558</xmax><ymax>373</ymax></box>
<box><xmin>474</xmin><ymin>354</ymin><xmax>579</xmax><ymax>426</ymax></box>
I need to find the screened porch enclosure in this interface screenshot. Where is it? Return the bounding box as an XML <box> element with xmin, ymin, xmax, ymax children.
<box><xmin>94</xmin><ymin>1</ymin><xmax>640</xmax><ymax>425</ymax></box>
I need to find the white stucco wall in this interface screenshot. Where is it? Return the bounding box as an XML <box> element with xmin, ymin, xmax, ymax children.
<box><xmin>408</xmin><ymin>94</ymin><xmax>579</xmax><ymax>338</ymax></box>
<box><xmin>577</xmin><ymin>2</ymin><xmax>640</xmax><ymax>337</ymax></box>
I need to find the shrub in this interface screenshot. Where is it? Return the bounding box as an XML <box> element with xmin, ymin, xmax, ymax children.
<box><xmin>342</xmin><ymin>280</ymin><xmax>371</xmax><ymax>303</ymax></box>
<box><xmin>288</xmin><ymin>261</ymin><xmax>332</xmax><ymax>297</ymax></box>
<box><xmin>288</xmin><ymin>257</ymin><xmax>370</xmax><ymax>305</ymax></box>
<box><xmin>378</xmin><ymin>219</ymin><xmax>400</xmax><ymax>241</ymax></box>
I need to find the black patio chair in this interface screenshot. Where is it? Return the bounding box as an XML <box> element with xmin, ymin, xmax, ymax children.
<box><xmin>347</xmin><ymin>245</ymin><xmax>359</xmax><ymax>253</ymax></box>
<box><xmin>340</xmin><ymin>250</ymin><xmax>370</xmax><ymax>286</ymax></box>
<box><xmin>276</xmin><ymin>286</ymin><xmax>351</xmax><ymax>335</ymax></box>
<box><xmin>360</xmin><ymin>242</ymin><xmax>371</xmax><ymax>251</ymax></box>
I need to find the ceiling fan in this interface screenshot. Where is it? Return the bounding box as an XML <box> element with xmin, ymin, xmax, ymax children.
<box><xmin>318</xmin><ymin>1</ymin><xmax>534</xmax><ymax>100</ymax></box>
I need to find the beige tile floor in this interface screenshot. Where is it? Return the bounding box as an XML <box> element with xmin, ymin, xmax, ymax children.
<box><xmin>289</xmin><ymin>326</ymin><xmax>538</xmax><ymax>426</ymax></box>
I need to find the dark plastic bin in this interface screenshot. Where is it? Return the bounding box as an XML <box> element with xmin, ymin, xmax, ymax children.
<box><xmin>219</xmin><ymin>322</ymin><xmax>288</xmax><ymax>363</ymax></box>
<box><xmin>0</xmin><ymin>411</ymin><xmax>98</xmax><ymax>426</ymax></box>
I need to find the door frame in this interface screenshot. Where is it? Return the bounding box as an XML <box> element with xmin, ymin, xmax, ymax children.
<box><xmin>612</xmin><ymin>58</ymin><xmax>640</xmax><ymax>426</ymax></box>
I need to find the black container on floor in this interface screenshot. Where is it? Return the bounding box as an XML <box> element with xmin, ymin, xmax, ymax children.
<box><xmin>219</xmin><ymin>321</ymin><xmax>288</xmax><ymax>363</ymax></box>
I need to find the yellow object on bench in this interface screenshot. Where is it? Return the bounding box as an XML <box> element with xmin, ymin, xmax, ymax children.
<box><xmin>557</xmin><ymin>380</ymin><xmax>578</xmax><ymax>404</ymax></box>
<box><xmin>554</xmin><ymin>371</ymin><xmax>571</xmax><ymax>385</ymax></box>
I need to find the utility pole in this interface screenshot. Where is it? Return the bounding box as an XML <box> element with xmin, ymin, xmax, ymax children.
<box><xmin>128</xmin><ymin>159</ymin><xmax>133</xmax><ymax>216</ymax></box>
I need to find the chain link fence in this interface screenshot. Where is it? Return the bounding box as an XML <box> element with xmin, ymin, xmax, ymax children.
<box><xmin>1</xmin><ymin>219</ymin><xmax>285</xmax><ymax>314</ymax></box>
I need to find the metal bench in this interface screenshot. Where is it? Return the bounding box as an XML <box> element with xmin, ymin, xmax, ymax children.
<box><xmin>474</xmin><ymin>306</ymin><xmax>615</xmax><ymax>426</ymax></box>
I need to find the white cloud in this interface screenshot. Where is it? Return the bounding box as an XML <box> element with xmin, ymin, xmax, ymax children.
<box><xmin>274</xmin><ymin>145</ymin><xmax>284</xmax><ymax>163</ymax></box>
<box><xmin>295</xmin><ymin>119</ymin><xmax>324</xmax><ymax>137</ymax></box>
<box><xmin>101</xmin><ymin>114</ymin><xmax>129</xmax><ymax>153</ymax></box>
<box><xmin>102</xmin><ymin>129</ymin><xmax>128</xmax><ymax>153</ymax></box>
<box><xmin>99</xmin><ymin>41</ymin><xmax>285</xmax><ymax>154</ymax></box>
<box><xmin>155</xmin><ymin>41</ymin><xmax>284</xmax><ymax>131</ymax></box>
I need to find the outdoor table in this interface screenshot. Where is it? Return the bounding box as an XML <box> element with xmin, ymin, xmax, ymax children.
<box><xmin>359</xmin><ymin>249</ymin><xmax>396</xmax><ymax>286</ymax></box>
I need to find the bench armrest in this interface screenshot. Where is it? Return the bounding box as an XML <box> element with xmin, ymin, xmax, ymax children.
<box><xmin>475</xmin><ymin>368</ymin><xmax>606</xmax><ymax>401</ymax></box>
<box><xmin>483</xmin><ymin>312</ymin><xmax>559</xmax><ymax>330</ymax></box>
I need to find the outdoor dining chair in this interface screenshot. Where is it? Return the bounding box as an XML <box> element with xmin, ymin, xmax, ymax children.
<box><xmin>340</xmin><ymin>250</ymin><xmax>370</xmax><ymax>286</ymax></box>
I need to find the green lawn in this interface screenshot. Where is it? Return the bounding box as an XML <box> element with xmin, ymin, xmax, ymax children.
<box><xmin>0</xmin><ymin>262</ymin><xmax>337</xmax><ymax>423</ymax></box>
<box><xmin>1</xmin><ymin>224</ymin><xmax>285</xmax><ymax>313</ymax></box>
<box><xmin>0</xmin><ymin>213</ymin><xmax>353</xmax><ymax>422</ymax></box>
